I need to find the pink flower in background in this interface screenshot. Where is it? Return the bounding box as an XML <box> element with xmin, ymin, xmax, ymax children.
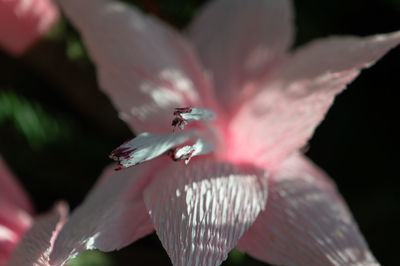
<box><xmin>49</xmin><ymin>0</ymin><xmax>400</xmax><ymax>265</ymax></box>
<box><xmin>0</xmin><ymin>0</ymin><xmax>59</xmax><ymax>55</ymax></box>
<box><xmin>0</xmin><ymin>157</ymin><xmax>68</xmax><ymax>266</ymax></box>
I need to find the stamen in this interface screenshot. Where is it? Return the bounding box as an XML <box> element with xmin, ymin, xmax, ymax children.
<box><xmin>109</xmin><ymin>131</ymin><xmax>192</xmax><ymax>169</ymax></box>
<box><xmin>110</xmin><ymin>106</ymin><xmax>217</xmax><ymax>170</ymax></box>
<box><xmin>171</xmin><ymin>139</ymin><xmax>215</xmax><ymax>164</ymax></box>
<box><xmin>172</xmin><ymin>107</ymin><xmax>215</xmax><ymax>130</ymax></box>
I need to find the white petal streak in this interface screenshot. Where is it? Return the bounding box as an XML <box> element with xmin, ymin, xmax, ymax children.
<box><xmin>144</xmin><ymin>158</ymin><xmax>267</xmax><ymax>266</ymax></box>
<box><xmin>238</xmin><ymin>154</ymin><xmax>378</xmax><ymax>266</ymax></box>
<box><xmin>110</xmin><ymin>131</ymin><xmax>193</xmax><ymax>169</ymax></box>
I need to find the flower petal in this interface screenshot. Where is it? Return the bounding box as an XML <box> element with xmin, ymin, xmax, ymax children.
<box><xmin>0</xmin><ymin>201</ymin><xmax>32</xmax><ymax>243</ymax></box>
<box><xmin>143</xmin><ymin>158</ymin><xmax>267</xmax><ymax>266</ymax></box>
<box><xmin>188</xmin><ymin>0</ymin><xmax>294</xmax><ymax>112</ymax></box>
<box><xmin>110</xmin><ymin>131</ymin><xmax>194</xmax><ymax>169</ymax></box>
<box><xmin>0</xmin><ymin>157</ymin><xmax>33</xmax><ymax>214</ymax></box>
<box><xmin>0</xmin><ymin>157</ymin><xmax>33</xmax><ymax>264</ymax></box>
<box><xmin>0</xmin><ymin>226</ymin><xmax>17</xmax><ymax>265</ymax></box>
<box><xmin>6</xmin><ymin>202</ymin><xmax>68</xmax><ymax>266</ymax></box>
<box><xmin>0</xmin><ymin>201</ymin><xmax>32</xmax><ymax>266</ymax></box>
<box><xmin>57</xmin><ymin>0</ymin><xmax>214</xmax><ymax>133</ymax></box>
<box><xmin>237</xmin><ymin>154</ymin><xmax>378</xmax><ymax>266</ymax></box>
<box><xmin>49</xmin><ymin>161</ymin><xmax>161</xmax><ymax>265</ymax></box>
<box><xmin>0</xmin><ymin>0</ymin><xmax>59</xmax><ymax>55</ymax></box>
<box><xmin>228</xmin><ymin>31</ymin><xmax>400</xmax><ymax>167</ymax></box>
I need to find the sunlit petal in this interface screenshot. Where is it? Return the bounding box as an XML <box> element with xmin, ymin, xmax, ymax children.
<box><xmin>144</xmin><ymin>158</ymin><xmax>267</xmax><ymax>266</ymax></box>
<box><xmin>238</xmin><ymin>155</ymin><xmax>378</xmax><ymax>266</ymax></box>
<box><xmin>50</xmin><ymin>162</ymin><xmax>161</xmax><ymax>265</ymax></box>
<box><xmin>7</xmin><ymin>202</ymin><xmax>68</xmax><ymax>266</ymax></box>
<box><xmin>57</xmin><ymin>0</ymin><xmax>214</xmax><ymax>133</ymax></box>
<box><xmin>228</xmin><ymin>31</ymin><xmax>400</xmax><ymax>167</ymax></box>
<box><xmin>188</xmin><ymin>0</ymin><xmax>293</xmax><ymax>112</ymax></box>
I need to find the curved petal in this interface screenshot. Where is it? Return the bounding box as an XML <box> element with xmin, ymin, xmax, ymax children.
<box><xmin>57</xmin><ymin>0</ymin><xmax>215</xmax><ymax>133</ymax></box>
<box><xmin>237</xmin><ymin>155</ymin><xmax>378</xmax><ymax>266</ymax></box>
<box><xmin>188</xmin><ymin>0</ymin><xmax>294</xmax><ymax>112</ymax></box>
<box><xmin>0</xmin><ymin>201</ymin><xmax>32</xmax><ymax>266</ymax></box>
<box><xmin>143</xmin><ymin>158</ymin><xmax>267</xmax><ymax>266</ymax></box>
<box><xmin>0</xmin><ymin>157</ymin><xmax>33</xmax><ymax>265</ymax></box>
<box><xmin>6</xmin><ymin>202</ymin><xmax>68</xmax><ymax>266</ymax></box>
<box><xmin>0</xmin><ymin>157</ymin><xmax>33</xmax><ymax>215</ymax></box>
<box><xmin>0</xmin><ymin>201</ymin><xmax>32</xmax><ymax>242</ymax></box>
<box><xmin>228</xmin><ymin>31</ymin><xmax>400</xmax><ymax>167</ymax></box>
<box><xmin>49</xmin><ymin>161</ymin><xmax>164</xmax><ymax>265</ymax></box>
<box><xmin>0</xmin><ymin>0</ymin><xmax>59</xmax><ymax>55</ymax></box>
<box><xmin>0</xmin><ymin>229</ymin><xmax>15</xmax><ymax>266</ymax></box>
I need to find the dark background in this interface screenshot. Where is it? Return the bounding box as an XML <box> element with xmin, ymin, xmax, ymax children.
<box><xmin>0</xmin><ymin>0</ymin><xmax>399</xmax><ymax>265</ymax></box>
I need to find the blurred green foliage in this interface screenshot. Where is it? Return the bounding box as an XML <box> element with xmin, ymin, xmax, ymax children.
<box><xmin>66</xmin><ymin>37</ymin><xmax>87</xmax><ymax>61</ymax></box>
<box><xmin>227</xmin><ymin>249</ymin><xmax>246</xmax><ymax>265</ymax></box>
<box><xmin>0</xmin><ymin>91</ymin><xmax>72</xmax><ymax>150</ymax></box>
<box><xmin>67</xmin><ymin>250</ymin><xmax>113</xmax><ymax>266</ymax></box>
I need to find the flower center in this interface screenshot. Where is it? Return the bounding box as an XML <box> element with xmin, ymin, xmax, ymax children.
<box><xmin>109</xmin><ymin>107</ymin><xmax>216</xmax><ymax>170</ymax></box>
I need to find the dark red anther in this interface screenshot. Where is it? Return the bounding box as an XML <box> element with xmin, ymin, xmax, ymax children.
<box><xmin>109</xmin><ymin>147</ymin><xmax>136</xmax><ymax>160</ymax></box>
<box><xmin>172</xmin><ymin>117</ymin><xmax>184</xmax><ymax>128</ymax></box>
<box><xmin>173</xmin><ymin>107</ymin><xmax>192</xmax><ymax>116</ymax></box>
<box><xmin>165</xmin><ymin>148</ymin><xmax>194</xmax><ymax>162</ymax></box>
<box><xmin>172</xmin><ymin>107</ymin><xmax>192</xmax><ymax>129</ymax></box>
<box><xmin>114</xmin><ymin>163</ymin><xmax>125</xmax><ymax>171</ymax></box>
<box><xmin>166</xmin><ymin>148</ymin><xmax>179</xmax><ymax>161</ymax></box>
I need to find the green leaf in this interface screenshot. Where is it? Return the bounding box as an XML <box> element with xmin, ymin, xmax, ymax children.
<box><xmin>67</xmin><ymin>250</ymin><xmax>113</xmax><ymax>266</ymax></box>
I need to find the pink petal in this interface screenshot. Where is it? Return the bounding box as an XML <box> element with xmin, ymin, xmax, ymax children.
<box><xmin>0</xmin><ymin>232</ymin><xmax>16</xmax><ymax>266</ymax></box>
<box><xmin>0</xmin><ymin>0</ymin><xmax>59</xmax><ymax>55</ymax></box>
<box><xmin>143</xmin><ymin>158</ymin><xmax>267</xmax><ymax>266</ymax></box>
<box><xmin>237</xmin><ymin>154</ymin><xmax>378</xmax><ymax>266</ymax></box>
<box><xmin>49</xmin><ymin>161</ymin><xmax>161</xmax><ymax>265</ymax></box>
<box><xmin>0</xmin><ymin>201</ymin><xmax>33</xmax><ymax>265</ymax></box>
<box><xmin>0</xmin><ymin>157</ymin><xmax>33</xmax><ymax>215</ymax></box>
<box><xmin>57</xmin><ymin>0</ymin><xmax>215</xmax><ymax>133</ymax></box>
<box><xmin>0</xmin><ymin>201</ymin><xmax>32</xmax><ymax>241</ymax></box>
<box><xmin>188</xmin><ymin>0</ymin><xmax>294</xmax><ymax>112</ymax></box>
<box><xmin>228</xmin><ymin>31</ymin><xmax>400</xmax><ymax>167</ymax></box>
<box><xmin>0</xmin><ymin>157</ymin><xmax>33</xmax><ymax>264</ymax></box>
<box><xmin>6</xmin><ymin>202</ymin><xmax>68</xmax><ymax>266</ymax></box>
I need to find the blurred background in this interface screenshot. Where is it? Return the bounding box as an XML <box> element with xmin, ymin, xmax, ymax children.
<box><xmin>0</xmin><ymin>0</ymin><xmax>399</xmax><ymax>265</ymax></box>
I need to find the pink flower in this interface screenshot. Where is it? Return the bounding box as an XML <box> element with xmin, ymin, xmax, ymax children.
<box><xmin>0</xmin><ymin>0</ymin><xmax>59</xmax><ymax>55</ymax></box>
<box><xmin>50</xmin><ymin>0</ymin><xmax>400</xmax><ymax>265</ymax></box>
<box><xmin>0</xmin><ymin>156</ymin><xmax>68</xmax><ymax>266</ymax></box>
